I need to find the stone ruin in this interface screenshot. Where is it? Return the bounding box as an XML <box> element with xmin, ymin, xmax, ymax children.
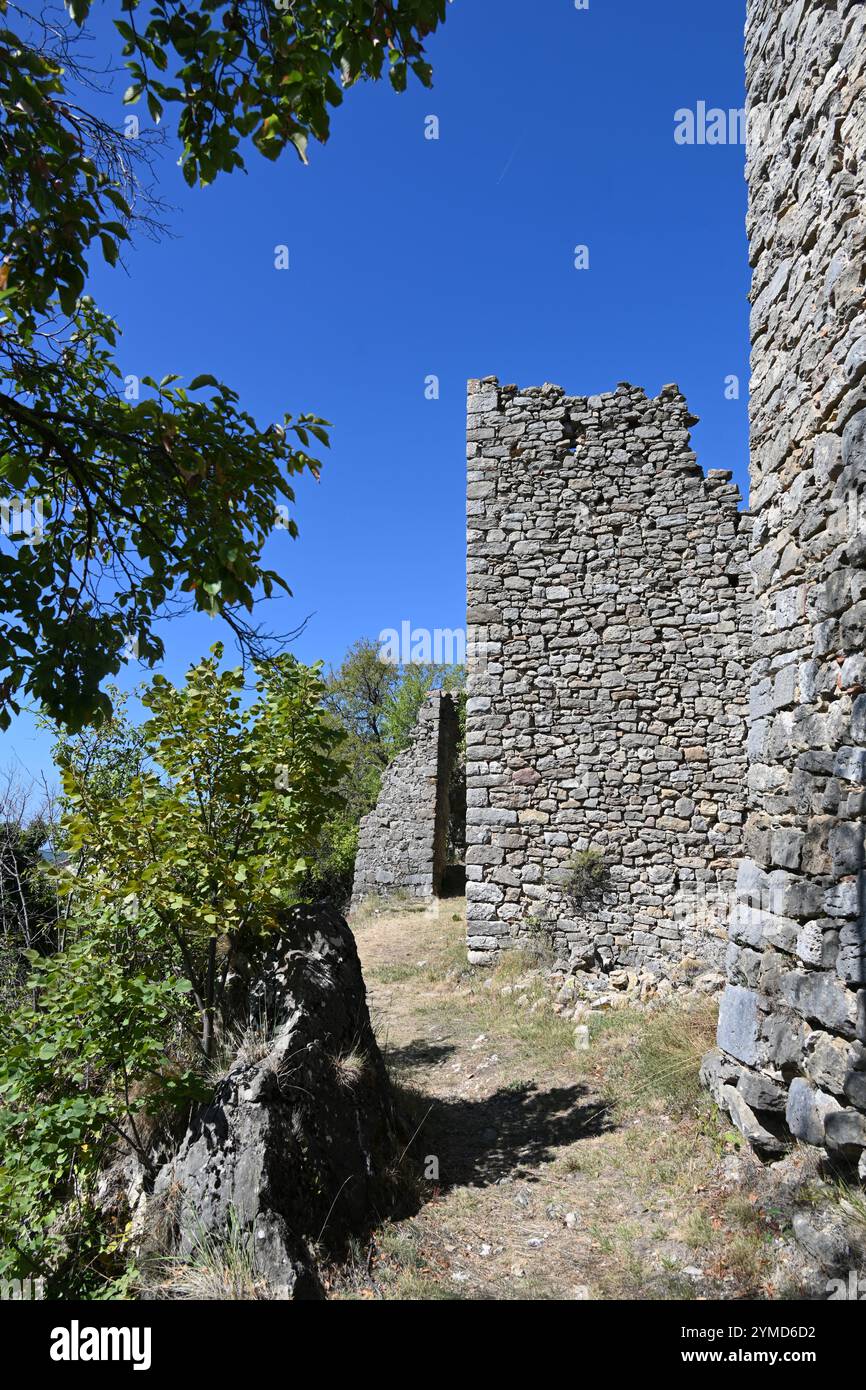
<box><xmin>704</xmin><ymin>0</ymin><xmax>866</xmax><ymax>1166</ymax></box>
<box><xmin>354</xmin><ymin>0</ymin><xmax>865</xmax><ymax>1167</ymax></box>
<box><xmin>465</xmin><ymin>377</ymin><xmax>751</xmax><ymax>973</ymax></box>
<box><xmin>350</xmin><ymin>689</ymin><xmax>459</xmax><ymax>909</ymax></box>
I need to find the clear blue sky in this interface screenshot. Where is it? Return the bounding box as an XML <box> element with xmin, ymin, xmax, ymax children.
<box><xmin>4</xmin><ymin>0</ymin><xmax>750</xmax><ymax>787</ymax></box>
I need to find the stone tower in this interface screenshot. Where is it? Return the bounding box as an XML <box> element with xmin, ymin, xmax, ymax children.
<box><xmin>465</xmin><ymin>378</ymin><xmax>751</xmax><ymax>972</ymax></box>
<box><xmin>706</xmin><ymin>0</ymin><xmax>866</xmax><ymax>1163</ymax></box>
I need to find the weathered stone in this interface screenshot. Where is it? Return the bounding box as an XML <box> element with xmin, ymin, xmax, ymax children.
<box><xmin>717</xmin><ymin>985</ymin><xmax>761</xmax><ymax>1065</ymax></box>
<box><xmin>779</xmin><ymin>970</ymin><xmax>861</xmax><ymax>1038</ymax></box>
<box><xmin>761</xmin><ymin>1011</ymin><xmax>807</xmax><ymax>1068</ymax></box>
<box><xmin>791</xmin><ymin>1212</ymin><xmax>851</xmax><ymax>1274</ymax></box>
<box><xmin>844</xmin><ymin>1069</ymin><xmax>866</xmax><ymax>1110</ymax></box>
<box><xmin>699</xmin><ymin>1047</ymin><xmax>742</xmax><ymax>1106</ymax></box>
<box><xmin>710</xmin><ymin>0</ymin><xmax>866</xmax><ymax>1159</ymax></box>
<box><xmin>786</xmin><ymin>1078</ymin><xmax>842</xmax><ymax>1148</ymax></box>
<box><xmin>152</xmin><ymin>905</ymin><xmax>398</xmax><ymax>1298</ymax></box>
<box><xmin>465</xmin><ymin>377</ymin><xmax>749</xmax><ymax>971</ymax></box>
<box><xmin>824</xmin><ymin>1109</ymin><xmax>866</xmax><ymax>1159</ymax></box>
<box><xmin>736</xmin><ymin>1069</ymin><xmax>787</xmax><ymax>1114</ymax></box>
<box><xmin>567</xmin><ymin>932</ymin><xmax>599</xmax><ymax>971</ymax></box>
<box><xmin>804</xmin><ymin>1031</ymin><xmax>862</xmax><ymax>1096</ymax></box>
<box><xmin>722</xmin><ymin>1085</ymin><xmax>786</xmax><ymax>1156</ymax></box>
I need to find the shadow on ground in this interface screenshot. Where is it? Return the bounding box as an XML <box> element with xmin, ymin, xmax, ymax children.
<box><xmin>402</xmin><ymin>1079</ymin><xmax>615</xmax><ymax>1190</ymax></box>
<box><xmin>384</xmin><ymin>1039</ymin><xmax>458</xmax><ymax>1069</ymax></box>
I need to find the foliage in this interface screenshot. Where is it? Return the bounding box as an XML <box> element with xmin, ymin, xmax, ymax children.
<box><xmin>562</xmin><ymin>849</ymin><xmax>609</xmax><ymax>911</ymax></box>
<box><xmin>324</xmin><ymin>637</ymin><xmax>400</xmax><ymax>764</ymax></box>
<box><xmin>0</xmin><ymin>645</ymin><xmax>345</xmax><ymax>1292</ymax></box>
<box><xmin>324</xmin><ymin>637</ymin><xmax>463</xmax><ymax>777</ymax></box>
<box><xmin>58</xmin><ymin>644</ymin><xmax>345</xmax><ymax>1054</ymax></box>
<box><xmin>108</xmin><ymin>0</ymin><xmax>447</xmax><ymax>187</ymax></box>
<box><xmin>297</xmin><ymin>807</ymin><xmax>361</xmax><ymax>907</ymax></box>
<box><xmin>0</xmin><ymin>925</ymin><xmax>201</xmax><ymax>1295</ymax></box>
<box><xmin>384</xmin><ymin>661</ymin><xmax>465</xmax><ymax>757</ymax></box>
<box><xmin>0</xmin><ymin>772</ymin><xmax>60</xmax><ymax>1001</ymax></box>
<box><xmin>0</xmin><ymin>1</ymin><xmax>447</xmax><ymax>729</ymax></box>
<box><xmin>0</xmin><ymin>816</ymin><xmax>54</xmax><ymax>949</ymax></box>
<box><xmin>49</xmin><ymin>686</ymin><xmax>150</xmax><ymax>802</ymax></box>
<box><xmin>0</xmin><ymin>292</ymin><xmax>329</xmax><ymax>729</ymax></box>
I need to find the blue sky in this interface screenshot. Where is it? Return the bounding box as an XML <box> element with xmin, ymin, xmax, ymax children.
<box><xmin>4</xmin><ymin>0</ymin><xmax>750</xmax><ymax>786</ymax></box>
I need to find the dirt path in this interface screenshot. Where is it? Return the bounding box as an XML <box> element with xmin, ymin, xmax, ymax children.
<box><xmin>333</xmin><ymin>899</ymin><xmax>797</xmax><ymax>1301</ymax></box>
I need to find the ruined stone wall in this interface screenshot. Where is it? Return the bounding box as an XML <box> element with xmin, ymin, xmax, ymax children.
<box><xmin>351</xmin><ymin>690</ymin><xmax>459</xmax><ymax>908</ymax></box>
<box><xmin>465</xmin><ymin>378</ymin><xmax>752</xmax><ymax>972</ymax></box>
<box><xmin>707</xmin><ymin>0</ymin><xmax>866</xmax><ymax>1163</ymax></box>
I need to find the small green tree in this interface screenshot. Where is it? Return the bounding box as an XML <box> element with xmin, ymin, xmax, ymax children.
<box><xmin>0</xmin><ymin>645</ymin><xmax>345</xmax><ymax>1293</ymax></box>
<box><xmin>563</xmin><ymin>850</ymin><xmax>609</xmax><ymax>911</ymax></box>
<box><xmin>58</xmin><ymin>645</ymin><xmax>345</xmax><ymax>1057</ymax></box>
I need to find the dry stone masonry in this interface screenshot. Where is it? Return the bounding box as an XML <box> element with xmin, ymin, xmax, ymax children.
<box><xmin>465</xmin><ymin>378</ymin><xmax>751</xmax><ymax>972</ymax></box>
<box><xmin>706</xmin><ymin>0</ymin><xmax>866</xmax><ymax>1166</ymax></box>
<box><xmin>351</xmin><ymin>690</ymin><xmax>459</xmax><ymax>908</ymax></box>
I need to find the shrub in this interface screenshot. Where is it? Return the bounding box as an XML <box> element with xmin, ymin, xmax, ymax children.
<box><xmin>0</xmin><ymin>926</ymin><xmax>204</xmax><ymax>1295</ymax></box>
<box><xmin>562</xmin><ymin>849</ymin><xmax>609</xmax><ymax>910</ymax></box>
<box><xmin>57</xmin><ymin>645</ymin><xmax>345</xmax><ymax>1058</ymax></box>
<box><xmin>0</xmin><ymin>645</ymin><xmax>347</xmax><ymax>1294</ymax></box>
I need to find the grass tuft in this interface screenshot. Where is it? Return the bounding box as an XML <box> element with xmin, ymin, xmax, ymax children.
<box><xmin>147</xmin><ymin>1209</ymin><xmax>269</xmax><ymax>1301</ymax></box>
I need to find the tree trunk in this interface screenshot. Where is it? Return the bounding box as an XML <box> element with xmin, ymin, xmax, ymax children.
<box><xmin>202</xmin><ymin>935</ymin><xmax>217</xmax><ymax>1059</ymax></box>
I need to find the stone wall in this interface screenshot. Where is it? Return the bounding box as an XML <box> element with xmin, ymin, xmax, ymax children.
<box><xmin>707</xmin><ymin>0</ymin><xmax>866</xmax><ymax>1165</ymax></box>
<box><xmin>465</xmin><ymin>378</ymin><xmax>752</xmax><ymax>972</ymax></box>
<box><xmin>351</xmin><ymin>690</ymin><xmax>459</xmax><ymax>908</ymax></box>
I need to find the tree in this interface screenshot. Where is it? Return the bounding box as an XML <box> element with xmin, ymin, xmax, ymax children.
<box><xmin>325</xmin><ymin>637</ymin><xmax>400</xmax><ymax>765</ymax></box>
<box><xmin>384</xmin><ymin>659</ymin><xmax>465</xmax><ymax>756</ymax></box>
<box><xmin>0</xmin><ymin>769</ymin><xmax>63</xmax><ymax>1008</ymax></box>
<box><xmin>49</xmin><ymin>687</ymin><xmax>150</xmax><ymax>805</ymax></box>
<box><xmin>0</xmin><ymin>1</ymin><xmax>447</xmax><ymax>729</ymax></box>
<box><xmin>58</xmin><ymin>645</ymin><xmax>345</xmax><ymax>1057</ymax></box>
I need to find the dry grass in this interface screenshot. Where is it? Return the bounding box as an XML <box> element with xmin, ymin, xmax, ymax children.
<box><xmin>331</xmin><ymin>1048</ymin><xmax>367</xmax><ymax>1089</ymax></box>
<box><xmin>333</xmin><ymin>1221</ymin><xmax>466</xmax><ymax>1301</ymax></box>
<box><xmin>580</xmin><ymin>997</ymin><xmax>720</xmax><ymax>1116</ymax></box>
<box><xmin>203</xmin><ymin>1018</ymin><xmax>276</xmax><ymax>1087</ymax></box>
<box><xmin>146</xmin><ymin>1210</ymin><xmax>270</xmax><ymax>1301</ymax></box>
